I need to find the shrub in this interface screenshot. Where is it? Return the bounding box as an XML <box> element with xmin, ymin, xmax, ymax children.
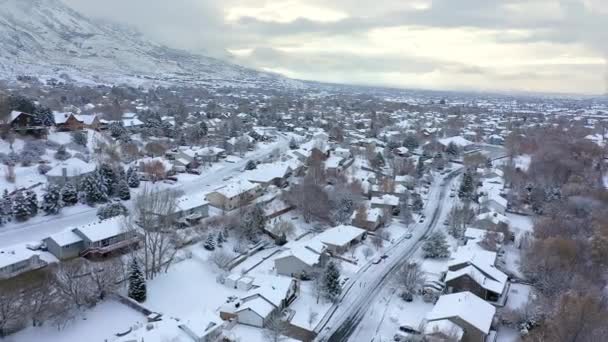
<box><xmin>97</xmin><ymin>202</ymin><xmax>128</xmax><ymax>220</ymax></box>
<box><xmin>38</xmin><ymin>163</ymin><xmax>52</xmax><ymax>175</ymax></box>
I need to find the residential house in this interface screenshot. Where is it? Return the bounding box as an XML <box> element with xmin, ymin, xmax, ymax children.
<box><xmin>445</xmin><ymin>247</ymin><xmax>508</xmax><ymax>301</ymax></box>
<box><xmin>314</xmin><ymin>225</ymin><xmax>366</xmax><ymax>254</ymax></box>
<box><xmin>371</xmin><ymin>194</ymin><xmax>400</xmax><ymax>215</ymax></box>
<box><xmin>0</xmin><ymin>245</ymin><xmax>48</xmax><ymax>280</ymax></box>
<box><xmin>73</xmin><ymin>216</ymin><xmax>140</xmax><ymax>259</ymax></box>
<box><xmin>425</xmin><ymin>292</ymin><xmax>496</xmax><ymax>342</ymax></box>
<box><xmin>350</xmin><ymin>203</ymin><xmax>384</xmax><ymax>231</ymax></box>
<box><xmin>54</xmin><ymin>112</ymin><xmax>84</xmax><ymax>131</ymax></box>
<box><xmin>46</xmin><ymin>158</ymin><xmax>96</xmax><ymax>185</ymax></box>
<box><xmin>9</xmin><ymin>111</ymin><xmax>47</xmax><ymax>136</ymax></box>
<box><xmin>245</xmin><ymin>161</ymin><xmax>301</xmax><ymax>188</ymax></box>
<box><xmin>76</xmin><ymin>114</ymin><xmax>100</xmax><ymax>130</ymax></box>
<box><xmin>116</xmin><ymin>311</ymin><xmax>226</xmax><ymax>342</ymax></box>
<box><xmin>173</xmin><ymin>196</ymin><xmax>210</xmax><ymax>227</ymax></box>
<box><xmin>44</xmin><ymin>230</ymin><xmax>85</xmax><ymax>261</ymax></box>
<box><xmin>220</xmin><ymin>277</ymin><xmax>298</xmax><ymax>328</ymax></box>
<box><xmin>274</xmin><ymin>239</ymin><xmax>328</xmax><ymax>277</ymax></box>
<box><xmin>206</xmin><ymin>180</ymin><xmax>263</xmax><ymax>211</ymax></box>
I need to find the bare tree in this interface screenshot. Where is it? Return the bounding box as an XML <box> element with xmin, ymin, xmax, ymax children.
<box><xmin>211</xmin><ymin>250</ymin><xmax>234</xmax><ymax>271</ymax></box>
<box><xmin>127</xmin><ymin>186</ymin><xmax>182</xmax><ymax>279</ymax></box>
<box><xmin>263</xmin><ymin>311</ymin><xmax>288</xmax><ymax>342</ymax></box>
<box><xmin>86</xmin><ymin>258</ymin><xmax>123</xmax><ymax>300</ymax></box>
<box><xmin>0</xmin><ymin>287</ymin><xmax>24</xmax><ymax>337</ymax></box>
<box><xmin>53</xmin><ymin>258</ymin><xmax>94</xmax><ymax>308</ymax></box>
<box><xmin>396</xmin><ymin>262</ymin><xmax>425</xmax><ymax>301</ymax></box>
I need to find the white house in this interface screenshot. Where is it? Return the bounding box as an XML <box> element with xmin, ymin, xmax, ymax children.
<box><xmin>314</xmin><ymin>225</ymin><xmax>366</xmax><ymax>254</ymax></box>
<box><xmin>425</xmin><ymin>292</ymin><xmax>496</xmax><ymax>342</ymax></box>
<box><xmin>206</xmin><ymin>180</ymin><xmax>263</xmax><ymax>211</ymax></box>
<box><xmin>73</xmin><ymin>216</ymin><xmax>140</xmax><ymax>259</ymax></box>
<box><xmin>46</xmin><ymin>158</ymin><xmax>96</xmax><ymax>185</ymax></box>
<box><xmin>274</xmin><ymin>239</ymin><xmax>328</xmax><ymax>277</ymax></box>
<box><xmin>0</xmin><ymin>245</ymin><xmax>48</xmax><ymax>280</ymax></box>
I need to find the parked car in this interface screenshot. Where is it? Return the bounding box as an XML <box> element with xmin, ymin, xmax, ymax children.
<box><xmin>399</xmin><ymin>325</ymin><xmax>421</xmax><ymax>335</ymax></box>
<box><xmin>404</xmin><ymin>233</ymin><xmax>413</xmax><ymax>239</ymax></box>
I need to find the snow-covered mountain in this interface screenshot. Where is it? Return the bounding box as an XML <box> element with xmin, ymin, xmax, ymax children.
<box><xmin>0</xmin><ymin>0</ymin><xmax>301</xmax><ymax>88</ymax></box>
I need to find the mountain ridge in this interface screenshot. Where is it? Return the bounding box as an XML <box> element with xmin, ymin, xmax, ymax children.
<box><xmin>0</xmin><ymin>0</ymin><xmax>302</xmax><ymax>88</ymax></box>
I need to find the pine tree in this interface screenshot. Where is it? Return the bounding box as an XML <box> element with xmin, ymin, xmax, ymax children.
<box><xmin>13</xmin><ymin>191</ymin><xmax>30</xmax><ymax>221</ymax></box>
<box><xmin>411</xmin><ymin>193</ymin><xmax>424</xmax><ymax>213</ymax></box>
<box><xmin>79</xmin><ymin>173</ymin><xmax>108</xmax><ymax>205</ymax></box>
<box><xmin>458</xmin><ymin>172</ymin><xmax>474</xmax><ymax>200</ymax></box>
<box><xmin>204</xmin><ymin>233</ymin><xmax>216</xmax><ymax>251</ymax></box>
<box><xmin>416</xmin><ymin>158</ymin><xmax>425</xmax><ymax>178</ymax></box>
<box><xmin>117</xmin><ymin>179</ymin><xmax>131</xmax><ymax>200</ymax></box>
<box><xmin>199</xmin><ymin>121</ymin><xmax>208</xmax><ymax>137</ymax></box>
<box><xmin>373</xmin><ymin>152</ymin><xmax>385</xmax><ymax>168</ymax></box>
<box><xmin>97</xmin><ymin>202</ymin><xmax>129</xmax><ymax>220</ymax></box>
<box><xmin>0</xmin><ymin>190</ymin><xmax>13</xmax><ymax>224</ymax></box>
<box><xmin>216</xmin><ymin>231</ymin><xmax>224</xmax><ymax>247</ymax></box>
<box><xmin>289</xmin><ymin>138</ymin><xmax>299</xmax><ymax>150</ymax></box>
<box><xmin>245</xmin><ymin>160</ymin><xmax>257</xmax><ymax>170</ymax></box>
<box><xmin>445</xmin><ymin>142</ymin><xmax>459</xmax><ymax>156</ymax></box>
<box><xmin>403</xmin><ymin>134</ymin><xmax>419</xmax><ymax>150</ymax></box>
<box><xmin>128</xmin><ymin>259</ymin><xmax>147</xmax><ymax>303</ymax></box>
<box><xmin>54</xmin><ymin>145</ymin><xmax>71</xmax><ymax>161</ymax></box>
<box><xmin>98</xmin><ymin>164</ymin><xmax>117</xmax><ymax>196</ymax></box>
<box><xmin>41</xmin><ymin>185</ymin><xmax>62</xmax><ymax>215</ymax></box>
<box><xmin>25</xmin><ymin>190</ymin><xmax>38</xmax><ymax>216</ymax></box>
<box><xmin>322</xmin><ymin>261</ymin><xmax>342</xmax><ymax>302</ymax></box>
<box><xmin>422</xmin><ymin>231</ymin><xmax>450</xmax><ymax>259</ymax></box>
<box><xmin>127</xmin><ymin>167</ymin><xmax>140</xmax><ymax>188</ymax></box>
<box><xmin>61</xmin><ymin>183</ymin><xmax>78</xmax><ymax>205</ymax></box>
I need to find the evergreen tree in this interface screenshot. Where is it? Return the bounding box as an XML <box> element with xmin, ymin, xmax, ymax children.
<box><xmin>97</xmin><ymin>202</ymin><xmax>129</xmax><ymax>220</ymax></box>
<box><xmin>61</xmin><ymin>183</ymin><xmax>78</xmax><ymax>205</ymax></box>
<box><xmin>275</xmin><ymin>232</ymin><xmax>287</xmax><ymax>246</ymax></box>
<box><xmin>403</xmin><ymin>134</ymin><xmax>419</xmax><ymax>150</ymax></box>
<box><xmin>458</xmin><ymin>172</ymin><xmax>475</xmax><ymax>200</ymax></box>
<box><xmin>204</xmin><ymin>233</ymin><xmax>216</xmax><ymax>251</ymax></box>
<box><xmin>128</xmin><ymin>259</ymin><xmax>147</xmax><ymax>303</ymax></box>
<box><xmin>422</xmin><ymin>231</ymin><xmax>450</xmax><ymax>259</ymax></box>
<box><xmin>373</xmin><ymin>152</ymin><xmax>385</xmax><ymax>168</ymax></box>
<box><xmin>416</xmin><ymin>157</ymin><xmax>425</xmax><ymax>178</ymax></box>
<box><xmin>127</xmin><ymin>167</ymin><xmax>140</xmax><ymax>188</ymax></box>
<box><xmin>41</xmin><ymin>185</ymin><xmax>62</xmax><ymax>215</ymax></box>
<box><xmin>79</xmin><ymin>173</ymin><xmax>108</xmax><ymax>205</ymax></box>
<box><xmin>289</xmin><ymin>138</ymin><xmax>299</xmax><ymax>150</ymax></box>
<box><xmin>117</xmin><ymin>179</ymin><xmax>131</xmax><ymax>200</ymax></box>
<box><xmin>98</xmin><ymin>164</ymin><xmax>117</xmax><ymax>196</ymax></box>
<box><xmin>245</xmin><ymin>160</ymin><xmax>257</xmax><ymax>170</ymax></box>
<box><xmin>25</xmin><ymin>190</ymin><xmax>38</xmax><ymax>216</ymax></box>
<box><xmin>54</xmin><ymin>145</ymin><xmax>71</xmax><ymax>161</ymax></box>
<box><xmin>0</xmin><ymin>190</ymin><xmax>13</xmax><ymax>224</ymax></box>
<box><xmin>199</xmin><ymin>121</ymin><xmax>208</xmax><ymax>137</ymax></box>
<box><xmin>216</xmin><ymin>231</ymin><xmax>224</xmax><ymax>247</ymax></box>
<box><xmin>13</xmin><ymin>191</ymin><xmax>30</xmax><ymax>221</ymax></box>
<box><xmin>445</xmin><ymin>142</ymin><xmax>459</xmax><ymax>156</ymax></box>
<box><xmin>411</xmin><ymin>193</ymin><xmax>424</xmax><ymax>213</ymax></box>
<box><xmin>322</xmin><ymin>261</ymin><xmax>342</xmax><ymax>302</ymax></box>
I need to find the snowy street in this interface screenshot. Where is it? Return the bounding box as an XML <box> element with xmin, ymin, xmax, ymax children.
<box><xmin>315</xmin><ymin>168</ymin><xmax>462</xmax><ymax>342</ymax></box>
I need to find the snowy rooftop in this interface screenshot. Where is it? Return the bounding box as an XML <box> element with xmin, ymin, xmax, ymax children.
<box><xmin>176</xmin><ymin>196</ymin><xmax>209</xmax><ymax>212</ymax></box>
<box><xmin>423</xmin><ymin>319</ymin><xmax>464</xmax><ymax>340</ymax></box>
<box><xmin>0</xmin><ymin>244</ymin><xmax>40</xmax><ymax>269</ymax></box>
<box><xmin>371</xmin><ymin>194</ymin><xmax>400</xmax><ymax>207</ymax></box>
<box><xmin>46</xmin><ymin>158</ymin><xmax>96</xmax><ymax>177</ymax></box>
<box><xmin>426</xmin><ymin>292</ymin><xmax>496</xmax><ymax>334</ymax></box>
<box><xmin>314</xmin><ymin>225</ymin><xmax>366</xmax><ymax>248</ymax></box>
<box><xmin>276</xmin><ymin>239</ymin><xmax>327</xmax><ymax>266</ymax></box>
<box><xmin>438</xmin><ymin>136</ymin><xmax>474</xmax><ymax>147</ymax></box>
<box><xmin>449</xmin><ymin>247</ymin><xmax>507</xmax><ymax>287</ymax></box>
<box><xmin>46</xmin><ymin>229</ymin><xmax>83</xmax><ymax>247</ymax></box>
<box><xmin>445</xmin><ymin>265</ymin><xmax>506</xmax><ymax>294</ymax></box>
<box><xmin>210</xmin><ymin>180</ymin><xmax>259</xmax><ymax>199</ymax></box>
<box><xmin>74</xmin><ymin>216</ymin><xmax>128</xmax><ymax>243</ymax></box>
<box><xmin>244</xmin><ymin>160</ymin><xmax>299</xmax><ymax>183</ymax></box>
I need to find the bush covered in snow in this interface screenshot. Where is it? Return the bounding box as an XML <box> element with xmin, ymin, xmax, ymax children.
<box><xmin>97</xmin><ymin>202</ymin><xmax>128</xmax><ymax>220</ymax></box>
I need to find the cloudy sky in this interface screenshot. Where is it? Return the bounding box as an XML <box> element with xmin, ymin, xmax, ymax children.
<box><xmin>64</xmin><ymin>0</ymin><xmax>608</xmax><ymax>95</ymax></box>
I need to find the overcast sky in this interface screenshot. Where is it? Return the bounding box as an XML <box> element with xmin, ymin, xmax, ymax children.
<box><xmin>64</xmin><ymin>0</ymin><xmax>608</xmax><ymax>95</ymax></box>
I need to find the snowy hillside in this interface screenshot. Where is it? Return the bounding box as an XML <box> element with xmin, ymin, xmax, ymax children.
<box><xmin>0</xmin><ymin>0</ymin><xmax>302</xmax><ymax>88</ymax></box>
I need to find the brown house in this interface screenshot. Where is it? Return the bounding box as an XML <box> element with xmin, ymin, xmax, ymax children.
<box><xmin>54</xmin><ymin>113</ymin><xmax>84</xmax><ymax>131</ymax></box>
<box><xmin>9</xmin><ymin>111</ymin><xmax>47</xmax><ymax>137</ymax></box>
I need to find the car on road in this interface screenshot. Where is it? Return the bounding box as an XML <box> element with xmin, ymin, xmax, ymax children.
<box><xmin>404</xmin><ymin>232</ymin><xmax>412</xmax><ymax>239</ymax></box>
<box><xmin>443</xmin><ymin>219</ymin><xmax>449</xmax><ymax>226</ymax></box>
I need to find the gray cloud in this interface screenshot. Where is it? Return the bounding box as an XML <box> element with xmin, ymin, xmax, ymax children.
<box><xmin>62</xmin><ymin>0</ymin><xmax>607</xmax><ymax>94</ymax></box>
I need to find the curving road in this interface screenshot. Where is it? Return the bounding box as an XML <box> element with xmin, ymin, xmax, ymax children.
<box><xmin>315</xmin><ymin>168</ymin><xmax>462</xmax><ymax>342</ymax></box>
